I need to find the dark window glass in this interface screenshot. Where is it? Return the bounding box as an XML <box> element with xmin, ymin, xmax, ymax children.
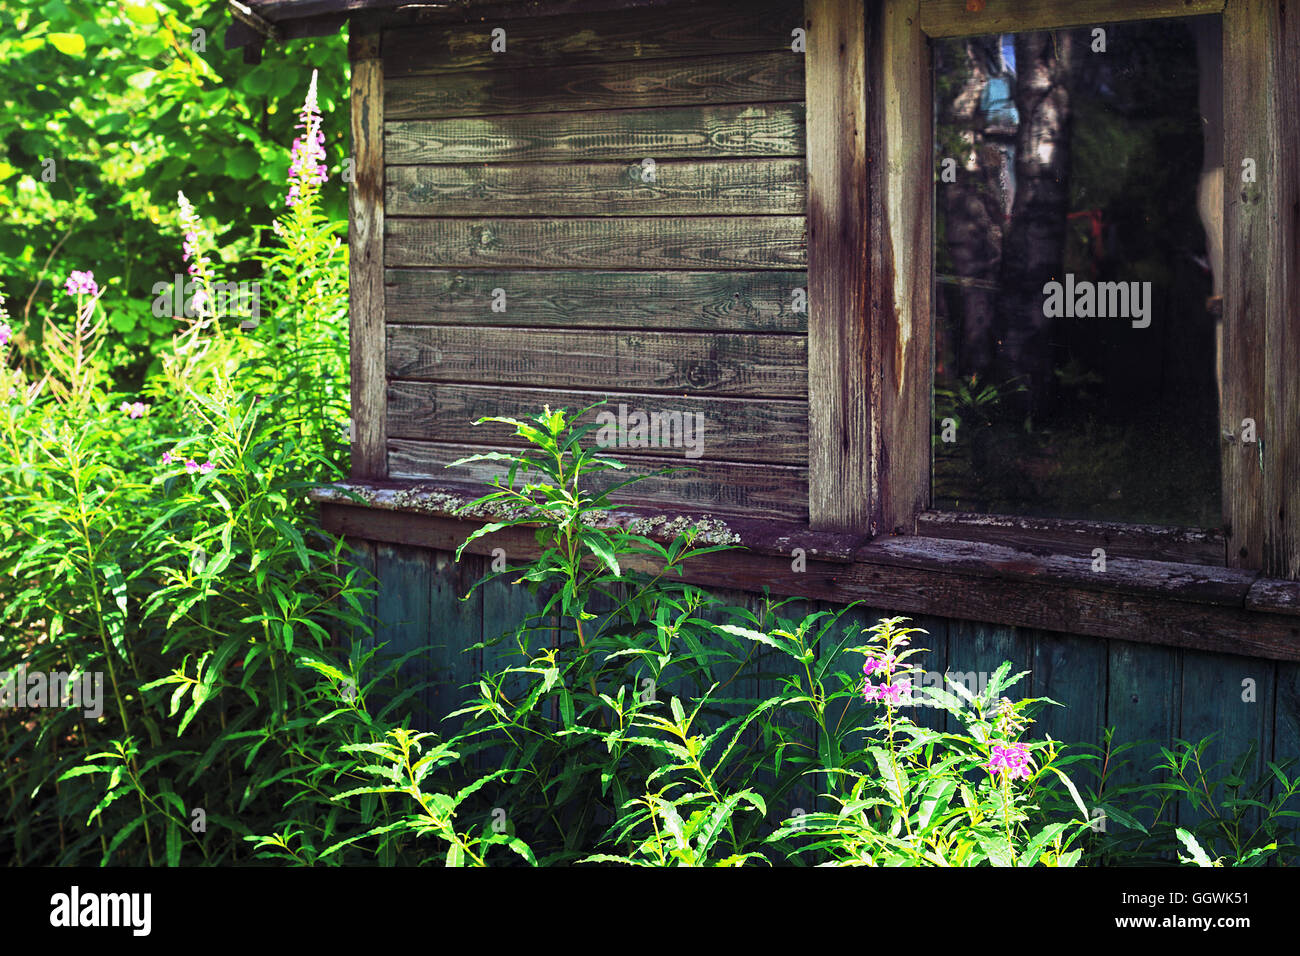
<box><xmin>931</xmin><ymin>16</ymin><xmax>1223</xmax><ymax>527</ymax></box>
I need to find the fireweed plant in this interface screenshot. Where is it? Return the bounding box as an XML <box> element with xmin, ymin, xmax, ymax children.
<box><xmin>405</xmin><ymin>404</ymin><xmax>1293</xmax><ymax>866</ymax></box>
<box><xmin>0</xmin><ymin>74</ymin><xmax>457</xmax><ymax>867</ymax></box>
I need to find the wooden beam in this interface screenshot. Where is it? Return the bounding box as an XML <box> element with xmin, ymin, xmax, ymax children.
<box><xmin>1222</xmin><ymin>0</ymin><xmax>1300</xmax><ymax>579</ymax></box>
<box><xmin>917</xmin><ymin>510</ymin><xmax>1226</xmax><ymax>566</ymax></box>
<box><xmin>1256</xmin><ymin>0</ymin><xmax>1300</xmax><ymax>579</ymax></box>
<box><xmin>349</xmin><ymin>21</ymin><xmax>387</xmax><ymax>479</ymax></box>
<box><xmin>805</xmin><ymin>0</ymin><xmax>872</xmax><ymax>532</ymax></box>
<box><xmin>873</xmin><ymin>0</ymin><xmax>931</xmax><ymax>534</ymax></box>
<box><xmin>316</xmin><ymin>498</ymin><xmax>1300</xmax><ymax>662</ymax></box>
<box><xmin>920</xmin><ymin>0</ymin><xmax>1226</xmax><ymax>38</ymax></box>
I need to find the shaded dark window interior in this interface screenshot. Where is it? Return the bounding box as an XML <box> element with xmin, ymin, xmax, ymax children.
<box><xmin>931</xmin><ymin>16</ymin><xmax>1223</xmax><ymax>528</ymax></box>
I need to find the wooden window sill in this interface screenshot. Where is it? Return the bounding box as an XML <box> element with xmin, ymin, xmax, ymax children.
<box><xmin>311</xmin><ymin>481</ymin><xmax>1300</xmax><ymax>662</ymax></box>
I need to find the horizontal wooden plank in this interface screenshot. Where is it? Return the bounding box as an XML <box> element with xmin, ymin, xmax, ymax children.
<box><xmin>387</xmin><ymin>440</ymin><xmax>808</xmax><ymax>519</ymax></box>
<box><xmin>384</xmin><ymin>216</ymin><xmax>806</xmax><ymax>269</ymax></box>
<box><xmin>385</xmin><ymin>52</ymin><xmax>803</xmax><ymax>119</ymax></box>
<box><xmin>385</xmin><ymin>159</ymin><xmax>806</xmax><ymax>216</ymax></box>
<box><xmin>385</xmin><ymin>381</ymin><xmax>808</xmax><ymax>463</ymax></box>
<box><xmin>916</xmin><ymin>510</ymin><xmax>1226</xmax><ymax>566</ymax></box>
<box><xmin>316</xmin><ymin>500</ymin><xmax>1300</xmax><ymax>662</ymax></box>
<box><xmin>386</xmin><ymin>326</ymin><xmax>808</xmax><ymax>397</ymax></box>
<box><xmin>314</xmin><ymin>479</ymin><xmax>858</xmax><ymax>559</ymax></box>
<box><xmin>383</xmin><ymin>269</ymin><xmax>809</xmax><ymax>331</ymax></box>
<box><xmin>864</xmin><ymin>536</ymin><xmax>1257</xmax><ymax>607</ymax></box>
<box><xmin>385</xmin><ymin>103</ymin><xmax>805</xmax><ymax>164</ymax></box>
<box><xmin>920</xmin><ymin>0</ymin><xmax>1226</xmax><ymax>37</ymax></box>
<box><xmin>1247</xmin><ymin>578</ymin><xmax>1300</xmax><ymax>617</ymax></box>
<box><xmin>382</xmin><ymin>0</ymin><xmax>802</xmax><ymax>74</ymax></box>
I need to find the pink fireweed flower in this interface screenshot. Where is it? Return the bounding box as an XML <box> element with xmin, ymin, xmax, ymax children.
<box><xmin>0</xmin><ymin>324</ymin><xmax>10</xmax><ymax>348</ymax></box>
<box><xmin>986</xmin><ymin>742</ymin><xmax>1033</xmax><ymax>781</ymax></box>
<box><xmin>861</xmin><ymin>681</ymin><xmax>881</xmax><ymax>703</ymax></box>
<box><xmin>119</xmin><ymin>401</ymin><xmax>147</xmax><ymax>419</ymax></box>
<box><xmin>65</xmin><ymin>271</ymin><xmax>98</xmax><ymax>296</ymax></box>
<box><xmin>161</xmin><ymin>451</ymin><xmax>175</xmax><ymax>465</ymax></box>
<box><xmin>184</xmin><ymin>459</ymin><xmax>200</xmax><ymax>474</ymax></box>
<box><xmin>877</xmin><ymin>678</ymin><xmax>912</xmax><ymax>707</ymax></box>
<box><xmin>863</xmin><ymin>655</ymin><xmax>897</xmax><ymax>677</ymax></box>
<box><xmin>199</xmin><ymin>462</ymin><xmax>215</xmax><ymax>474</ymax></box>
<box><xmin>286</xmin><ymin>69</ymin><xmax>327</xmax><ymax>206</ymax></box>
<box><xmin>176</xmin><ymin>192</ymin><xmax>215</xmax><ymax>315</ymax></box>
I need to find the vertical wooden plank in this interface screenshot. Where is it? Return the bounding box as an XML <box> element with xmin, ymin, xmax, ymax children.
<box><xmin>805</xmin><ymin>0</ymin><xmax>872</xmax><ymax>532</ymax></box>
<box><xmin>1178</xmin><ymin>650</ymin><xmax>1275</xmax><ymax>831</ymax></box>
<box><xmin>1030</xmin><ymin>630</ymin><xmax>1106</xmax><ymax>749</ymax></box>
<box><xmin>1258</xmin><ymin>0</ymin><xmax>1300</xmax><ymax>580</ymax></box>
<box><xmin>345</xmin><ymin>539</ymin><xmax>378</xmax><ymax>656</ymax></box>
<box><xmin>874</xmin><ymin>0</ymin><xmax>932</xmax><ymax>533</ymax></box>
<box><xmin>373</xmin><ymin>543</ymin><xmax>434</xmax><ymax>728</ymax></box>
<box><xmin>1221</xmin><ymin>0</ymin><xmax>1299</xmax><ymax>577</ymax></box>
<box><xmin>1105</xmin><ymin>640</ymin><xmax>1179</xmax><ymax>834</ymax></box>
<box><xmin>753</xmin><ymin>595</ymin><xmax>820</xmax><ymax>818</ymax></box>
<box><xmin>1272</xmin><ymin>662</ymin><xmax>1300</xmax><ymax>822</ymax></box>
<box><xmin>903</xmin><ymin>613</ymin><xmax>950</xmax><ymax>735</ymax></box>
<box><xmin>349</xmin><ymin>22</ymin><xmax>387</xmax><ymax>479</ymax></box>
<box><xmin>477</xmin><ymin>572</ymin><xmax>554</xmax><ymax>769</ymax></box>
<box><xmin>946</xmin><ymin>618</ymin><xmax>1032</xmax><ymax>709</ymax></box>
<box><xmin>427</xmin><ymin>550</ymin><xmax>484</xmax><ymax>739</ymax></box>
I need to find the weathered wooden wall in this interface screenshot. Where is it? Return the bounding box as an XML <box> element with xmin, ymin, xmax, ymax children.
<box><xmin>350</xmin><ymin>538</ymin><xmax>1300</xmax><ymax>826</ymax></box>
<box><xmin>380</xmin><ymin>0</ymin><xmax>811</xmax><ymax>519</ymax></box>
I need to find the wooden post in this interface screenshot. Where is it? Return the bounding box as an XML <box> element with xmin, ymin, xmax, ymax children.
<box><xmin>349</xmin><ymin>20</ymin><xmax>387</xmax><ymax>479</ymax></box>
<box><xmin>873</xmin><ymin>0</ymin><xmax>931</xmax><ymax>535</ymax></box>
<box><xmin>1222</xmin><ymin>0</ymin><xmax>1300</xmax><ymax>578</ymax></box>
<box><xmin>805</xmin><ymin>0</ymin><xmax>872</xmax><ymax>533</ymax></box>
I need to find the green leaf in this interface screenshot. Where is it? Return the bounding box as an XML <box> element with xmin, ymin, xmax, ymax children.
<box><xmin>974</xmin><ymin>830</ymin><xmax>1015</xmax><ymax>867</ymax></box>
<box><xmin>166</xmin><ymin>822</ymin><xmax>183</xmax><ymax>866</ymax></box>
<box><xmin>1175</xmin><ymin>828</ymin><xmax>1218</xmax><ymax>867</ymax></box>
<box><xmin>47</xmin><ymin>32</ymin><xmax>86</xmax><ymax>56</ymax></box>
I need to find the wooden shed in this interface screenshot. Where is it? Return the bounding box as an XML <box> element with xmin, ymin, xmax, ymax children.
<box><xmin>227</xmin><ymin>0</ymin><xmax>1300</xmax><ymax>786</ymax></box>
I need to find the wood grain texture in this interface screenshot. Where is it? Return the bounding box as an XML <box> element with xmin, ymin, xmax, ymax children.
<box><xmin>385</xmin><ymin>52</ymin><xmax>803</xmax><ymax>119</ymax></box>
<box><xmin>384</xmin><ymin>216</ymin><xmax>806</xmax><ymax>270</ymax></box>
<box><xmin>1177</xmin><ymin>649</ymin><xmax>1274</xmax><ymax>830</ymax></box>
<box><xmin>385</xmin><ymin>326</ymin><xmax>807</xmax><ymax>397</ymax></box>
<box><xmin>387</xmin><ymin>440</ymin><xmax>807</xmax><ymax>519</ymax></box>
<box><xmin>1273</xmin><ymin>662</ymin><xmax>1300</xmax><ymax>814</ymax></box>
<box><xmin>426</xmin><ymin>550</ymin><xmax>484</xmax><ymax>738</ymax></box>
<box><xmin>1222</xmin><ymin>0</ymin><xmax>1275</xmax><ymax>573</ymax></box>
<box><xmin>866</xmin><ymin>535</ymin><xmax>1256</xmax><ymax>606</ymax></box>
<box><xmin>386</xmin><ymin>159</ymin><xmax>806</xmax><ymax>217</ymax></box>
<box><xmin>385</xmin><ymin>103</ymin><xmax>806</xmax><ymax>164</ymax></box>
<box><xmin>374</xmin><ymin>543</ymin><xmax>436</xmax><ymax>728</ymax></box>
<box><xmin>1106</xmin><ymin>640</ymin><xmax>1179</xmax><ymax>831</ymax></box>
<box><xmin>383</xmin><ymin>268</ymin><xmax>809</xmax><ymax>331</ymax></box>
<box><xmin>385</xmin><ymin>381</ymin><xmax>808</xmax><ymax>464</ymax></box>
<box><xmin>1030</xmin><ymin>629</ymin><xmax>1106</xmax><ymax>747</ymax></box>
<box><xmin>920</xmin><ymin>0</ymin><xmax>1226</xmax><ymax>38</ymax></box>
<box><xmin>873</xmin><ymin>0</ymin><xmax>931</xmax><ymax>534</ymax></box>
<box><xmin>947</xmin><ymin>618</ymin><xmax>1032</xmax><ymax>703</ymax></box>
<box><xmin>349</xmin><ymin>39</ymin><xmax>387</xmax><ymax>479</ymax></box>
<box><xmin>1257</xmin><ymin>0</ymin><xmax>1300</xmax><ymax>579</ymax></box>
<box><xmin>320</xmin><ymin>503</ymin><xmax>1300</xmax><ymax>661</ymax></box>
<box><xmin>1245</xmin><ymin>577</ymin><xmax>1300</xmax><ymax>616</ymax></box>
<box><xmin>917</xmin><ymin>510</ymin><xmax>1226</xmax><ymax>566</ymax></box>
<box><xmin>804</xmin><ymin>0</ymin><xmax>872</xmax><ymax>532</ymax></box>
<box><xmin>382</xmin><ymin>0</ymin><xmax>802</xmax><ymax>75</ymax></box>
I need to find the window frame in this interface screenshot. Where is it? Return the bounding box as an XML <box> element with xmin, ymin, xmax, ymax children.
<box><xmin>804</xmin><ymin>0</ymin><xmax>1300</xmax><ymax>580</ymax></box>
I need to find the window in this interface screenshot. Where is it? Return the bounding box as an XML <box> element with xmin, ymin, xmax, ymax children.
<box><xmin>805</xmin><ymin>0</ymin><xmax>1298</xmax><ymax>577</ymax></box>
<box><xmin>931</xmin><ymin>17</ymin><xmax>1223</xmax><ymax>528</ymax></box>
